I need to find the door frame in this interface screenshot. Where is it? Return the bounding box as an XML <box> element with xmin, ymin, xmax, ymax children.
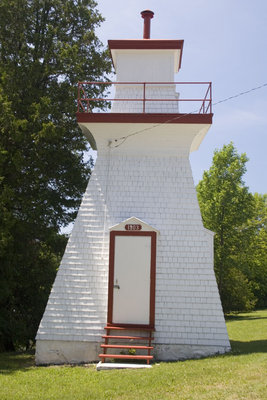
<box><xmin>107</xmin><ymin>230</ymin><xmax>157</xmax><ymax>329</ymax></box>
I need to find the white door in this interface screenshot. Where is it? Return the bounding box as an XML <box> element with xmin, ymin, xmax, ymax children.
<box><xmin>112</xmin><ymin>235</ymin><xmax>151</xmax><ymax>325</ymax></box>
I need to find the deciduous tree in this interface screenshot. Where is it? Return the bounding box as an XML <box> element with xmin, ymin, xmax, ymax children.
<box><xmin>197</xmin><ymin>143</ymin><xmax>256</xmax><ymax>312</ymax></box>
<box><xmin>0</xmin><ymin>0</ymin><xmax>111</xmax><ymax>350</ymax></box>
<box><xmin>238</xmin><ymin>193</ymin><xmax>267</xmax><ymax>308</ymax></box>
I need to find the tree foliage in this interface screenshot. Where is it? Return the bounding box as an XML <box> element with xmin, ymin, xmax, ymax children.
<box><xmin>0</xmin><ymin>0</ymin><xmax>111</xmax><ymax>350</ymax></box>
<box><xmin>240</xmin><ymin>193</ymin><xmax>267</xmax><ymax>308</ymax></box>
<box><xmin>197</xmin><ymin>143</ymin><xmax>267</xmax><ymax>313</ymax></box>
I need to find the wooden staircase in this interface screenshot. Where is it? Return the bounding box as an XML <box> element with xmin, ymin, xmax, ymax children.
<box><xmin>99</xmin><ymin>326</ymin><xmax>154</xmax><ymax>365</ymax></box>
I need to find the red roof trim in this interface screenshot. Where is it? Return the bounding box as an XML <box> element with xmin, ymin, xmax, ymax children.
<box><xmin>77</xmin><ymin>112</ymin><xmax>213</xmax><ymax>125</ymax></box>
<box><xmin>108</xmin><ymin>39</ymin><xmax>184</xmax><ymax>50</ymax></box>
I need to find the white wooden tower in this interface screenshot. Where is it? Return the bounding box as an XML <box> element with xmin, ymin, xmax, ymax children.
<box><xmin>36</xmin><ymin>10</ymin><xmax>230</xmax><ymax>365</ymax></box>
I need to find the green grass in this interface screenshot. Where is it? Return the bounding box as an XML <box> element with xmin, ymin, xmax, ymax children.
<box><xmin>1</xmin><ymin>310</ymin><xmax>267</xmax><ymax>400</ymax></box>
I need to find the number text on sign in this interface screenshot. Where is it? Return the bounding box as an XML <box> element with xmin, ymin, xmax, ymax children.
<box><xmin>125</xmin><ymin>224</ymin><xmax>142</xmax><ymax>231</ymax></box>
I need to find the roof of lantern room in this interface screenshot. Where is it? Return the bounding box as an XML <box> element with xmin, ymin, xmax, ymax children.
<box><xmin>108</xmin><ymin>39</ymin><xmax>184</xmax><ymax>73</ymax></box>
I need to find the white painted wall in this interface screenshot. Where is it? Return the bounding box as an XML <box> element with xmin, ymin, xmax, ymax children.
<box><xmin>110</xmin><ymin>49</ymin><xmax>180</xmax><ymax>113</ymax></box>
<box><xmin>114</xmin><ymin>50</ymin><xmax>175</xmax><ymax>82</ymax></box>
<box><xmin>81</xmin><ymin>122</ymin><xmax>210</xmax><ymax>156</ymax></box>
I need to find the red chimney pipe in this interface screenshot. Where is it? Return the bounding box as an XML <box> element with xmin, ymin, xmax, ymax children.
<box><xmin>141</xmin><ymin>10</ymin><xmax>154</xmax><ymax>39</ymax></box>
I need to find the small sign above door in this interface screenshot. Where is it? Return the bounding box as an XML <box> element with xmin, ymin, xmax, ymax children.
<box><xmin>125</xmin><ymin>224</ymin><xmax>142</xmax><ymax>231</ymax></box>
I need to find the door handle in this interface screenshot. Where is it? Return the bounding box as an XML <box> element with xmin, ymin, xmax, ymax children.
<box><xmin>113</xmin><ymin>284</ymin><xmax>120</xmax><ymax>289</ymax></box>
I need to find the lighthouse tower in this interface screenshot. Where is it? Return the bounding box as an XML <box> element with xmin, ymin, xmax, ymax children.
<box><xmin>36</xmin><ymin>11</ymin><xmax>230</xmax><ymax>365</ymax></box>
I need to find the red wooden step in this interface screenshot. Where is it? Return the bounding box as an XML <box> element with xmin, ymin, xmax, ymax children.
<box><xmin>101</xmin><ymin>344</ymin><xmax>153</xmax><ymax>350</ymax></box>
<box><xmin>102</xmin><ymin>335</ymin><xmax>154</xmax><ymax>341</ymax></box>
<box><xmin>105</xmin><ymin>326</ymin><xmax>154</xmax><ymax>332</ymax></box>
<box><xmin>99</xmin><ymin>354</ymin><xmax>153</xmax><ymax>360</ymax></box>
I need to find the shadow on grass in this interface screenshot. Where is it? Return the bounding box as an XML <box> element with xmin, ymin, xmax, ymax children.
<box><xmin>1</xmin><ymin>339</ymin><xmax>267</xmax><ymax>374</ymax></box>
<box><xmin>225</xmin><ymin>315</ymin><xmax>267</xmax><ymax>321</ymax></box>
<box><xmin>230</xmin><ymin>340</ymin><xmax>267</xmax><ymax>355</ymax></box>
<box><xmin>0</xmin><ymin>352</ymin><xmax>35</xmax><ymax>375</ymax></box>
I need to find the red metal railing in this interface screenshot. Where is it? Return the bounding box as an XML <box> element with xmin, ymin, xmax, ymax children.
<box><xmin>77</xmin><ymin>81</ymin><xmax>212</xmax><ymax>114</ymax></box>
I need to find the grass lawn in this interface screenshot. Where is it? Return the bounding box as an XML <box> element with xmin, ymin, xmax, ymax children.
<box><xmin>1</xmin><ymin>309</ymin><xmax>267</xmax><ymax>400</ymax></box>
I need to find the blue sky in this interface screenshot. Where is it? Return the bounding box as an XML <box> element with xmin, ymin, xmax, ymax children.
<box><xmin>94</xmin><ymin>0</ymin><xmax>267</xmax><ymax>194</ymax></box>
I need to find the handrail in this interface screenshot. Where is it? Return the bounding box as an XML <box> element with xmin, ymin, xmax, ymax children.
<box><xmin>77</xmin><ymin>81</ymin><xmax>212</xmax><ymax>114</ymax></box>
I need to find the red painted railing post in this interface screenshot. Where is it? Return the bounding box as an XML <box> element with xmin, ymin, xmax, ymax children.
<box><xmin>143</xmin><ymin>83</ymin><xmax>146</xmax><ymax>113</ymax></box>
<box><xmin>209</xmin><ymin>82</ymin><xmax>212</xmax><ymax>114</ymax></box>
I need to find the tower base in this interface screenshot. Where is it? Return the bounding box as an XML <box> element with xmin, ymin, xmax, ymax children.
<box><xmin>35</xmin><ymin>339</ymin><xmax>230</xmax><ymax>365</ymax></box>
<box><xmin>153</xmin><ymin>343</ymin><xmax>231</xmax><ymax>361</ymax></box>
<box><xmin>35</xmin><ymin>340</ymin><xmax>101</xmax><ymax>365</ymax></box>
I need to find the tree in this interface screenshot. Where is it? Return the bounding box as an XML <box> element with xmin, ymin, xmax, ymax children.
<box><xmin>196</xmin><ymin>143</ymin><xmax>256</xmax><ymax>313</ymax></box>
<box><xmin>238</xmin><ymin>193</ymin><xmax>267</xmax><ymax>308</ymax></box>
<box><xmin>0</xmin><ymin>0</ymin><xmax>111</xmax><ymax>350</ymax></box>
